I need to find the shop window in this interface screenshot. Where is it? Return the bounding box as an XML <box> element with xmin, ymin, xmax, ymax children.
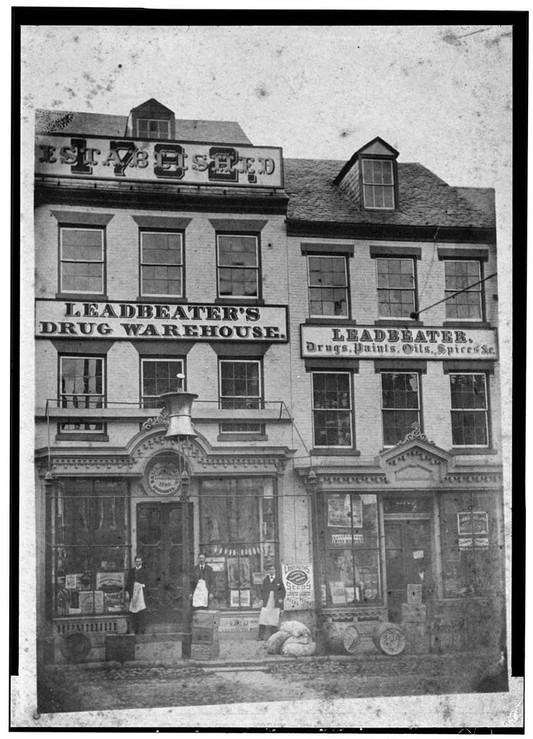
<box><xmin>312</xmin><ymin>372</ymin><xmax>353</xmax><ymax>448</ymax></box>
<box><xmin>140</xmin><ymin>230</ymin><xmax>183</xmax><ymax>297</ymax></box>
<box><xmin>376</xmin><ymin>257</ymin><xmax>416</xmax><ymax>318</ymax></box>
<box><xmin>319</xmin><ymin>493</ymin><xmax>381</xmax><ymax>606</ymax></box>
<box><xmin>450</xmin><ymin>373</ymin><xmax>489</xmax><ymax>447</ymax></box>
<box><xmin>219</xmin><ymin>359</ymin><xmax>263</xmax><ymax>434</ymax></box>
<box><xmin>217</xmin><ymin>234</ymin><xmax>259</xmax><ymax>298</ymax></box>
<box><xmin>59</xmin><ymin>356</ymin><xmax>105</xmax><ymax>433</ymax></box>
<box><xmin>307</xmin><ymin>255</ymin><xmax>349</xmax><ymax>318</ymax></box>
<box><xmin>439</xmin><ymin>492</ymin><xmax>502</xmax><ymax>598</ymax></box>
<box><xmin>141</xmin><ymin>358</ymin><xmax>185</xmax><ymax>408</ymax></box>
<box><xmin>381</xmin><ymin>372</ymin><xmax>421</xmax><ymax>447</ymax></box>
<box><xmin>50</xmin><ymin>479</ymin><xmax>129</xmax><ymax>617</ymax></box>
<box><xmin>362</xmin><ymin>159</ymin><xmax>395</xmax><ymax>209</ymax></box>
<box><xmin>59</xmin><ymin>227</ymin><xmax>104</xmax><ymax>295</ymax></box>
<box><xmin>137</xmin><ymin>118</ymin><xmax>170</xmax><ymax>139</ymax></box>
<box><xmin>444</xmin><ymin>260</ymin><xmax>483</xmax><ymax>320</ymax></box>
<box><xmin>199</xmin><ymin>478</ymin><xmax>278</xmax><ymax>609</ymax></box>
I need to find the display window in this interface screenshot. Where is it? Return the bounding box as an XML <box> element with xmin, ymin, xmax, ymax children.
<box><xmin>318</xmin><ymin>493</ymin><xmax>381</xmax><ymax>606</ymax></box>
<box><xmin>50</xmin><ymin>479</ymin><xmax>130</xmax><ymax>616</ymax></box>
<box><xmin>199</xmin><ymin>477</ymin><xmax>278</xmax><ymax>609</ymax></box>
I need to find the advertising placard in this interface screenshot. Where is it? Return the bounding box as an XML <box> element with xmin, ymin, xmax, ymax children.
<box><xmin>281</xmin><ymin>563</ymin><xmax>314</xmax><ymax>610</ymax></box>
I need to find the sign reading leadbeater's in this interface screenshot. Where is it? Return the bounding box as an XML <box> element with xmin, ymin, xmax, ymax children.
<box><xmin>35</xmin><ymin>300</ymin><xmax>288</xmax><ymax>341</ymax></box>
<box><xmin>301</xmin><ymin>325</ymin><xmax>498</xmax><ymax>360</ymax></box>
<box><xmin>35</xmin><ymin>134</ymin><xmax>283</xmax><ymax>188</ymax></box>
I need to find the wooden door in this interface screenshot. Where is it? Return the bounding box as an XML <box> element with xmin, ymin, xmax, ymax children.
<box><xmin>136</xmin><ymin>502</ymin><xmax>193</xmax><ymax>629</ymax></box>
<box><xmin>384</xmin><ymin>519</ymin><xmax>432</xmax><ymax>623</ymax></box>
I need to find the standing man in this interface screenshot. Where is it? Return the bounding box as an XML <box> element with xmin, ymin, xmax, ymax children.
<box><xmin>257</xmin><ymin>563</ymin><xmax>286</xmax><ymax>641</ymax></box>
<box><xmin>190</xmin><ymin>553</ymin><xmax>214</xmax><ymax>610</ymax></box>
<box><xmin>125</xmin><ymin>555</ymin><xmax>147</xmax><ymax>635</ymax></box>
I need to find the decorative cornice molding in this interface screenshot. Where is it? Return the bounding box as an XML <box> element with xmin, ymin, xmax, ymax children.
<box><xmin>318</xmin><ymin>473</ymin><xmax>389</xmax><ymax>486</ymax></box>
<box><xmin>387</xmin><ymin>448</ymin><xmax>443</xmax><ymax>467</ymax></box>
<box><xmin>396</xmin><ymin>422</ymin><xmax>434</xmax><ymax>446</ymax></box>
<box><xmin>443</xmin><ymin>472</ymin><xmax>502</xmax><ymax>485</ymax></box>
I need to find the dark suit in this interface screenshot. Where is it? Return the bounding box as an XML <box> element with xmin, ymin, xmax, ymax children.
<box><xmin>125</xmin><ymin>565</ymin><xmax>147</xmax><ymax>634</ymax></box>
<box><xmin>258</xmin><ymin>575</ymin><xmax>286</xmax><ymax>640</ymax></box>
<box><xmin>190</xmin><ymin>564</ymin><xmax>215</xmax><ymax>608</ymax></box>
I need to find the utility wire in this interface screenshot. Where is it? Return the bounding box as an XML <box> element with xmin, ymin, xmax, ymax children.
<box><xmin>410</xmin><ymin>272</ymin><xmax>497</xmax><ymax>319</ymax></box>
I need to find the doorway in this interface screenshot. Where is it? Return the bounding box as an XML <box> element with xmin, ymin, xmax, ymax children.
<box><xmin>384</xmin><ymin>518</ymin><xmax>432</xmax><ymax>623</ymax></box>
<box><xmin>136</xmin><ymin>502</ymin><xmax>193</xmax><ymax>630</ymax></box>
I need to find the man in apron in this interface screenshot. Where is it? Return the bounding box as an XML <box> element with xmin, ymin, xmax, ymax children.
<box><xmin>257</xmin><ymin>563</ymin><xmax>286</xmax><ymax>641</ymax></box>
<box><xmin>125</xmin><ymin>555</ymin><xmax>147</xmax><ymax>634</ymax></box>
<box><xmin>190</xmin><ymin>553</ymin><xmax>214</xmax><ymax>610</ymax></box>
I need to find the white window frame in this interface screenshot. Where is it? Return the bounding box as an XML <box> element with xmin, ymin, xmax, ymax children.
<box><xmin>362</xmin><ymin>159</ymin><xmax>395</xmax><ymax>210</ymax></box>
<box><xmin>59</xmin><ymin>226</ymin><xmax>104</xmax><ymax>295</ymax></box>
<box><xmin>444</xmin><ymin>260</ymin><xmax>483</xmax><ymax>321</ymax></box>
<box><xmin>216</xmin><ymin>234</ymin><xmax>259</xmax><ymax>299</ymax></box>
<box><xmin>376</xmin><ymin>257</ymin><xmax>417</xmax><ymax>319</ymax></box>
<box><xmin>59</xmin><ymin>355</ymin><xmax>106</xmax><ymax>434</ymax></box>
<box><xmin>381</xmin><ymin>371</ymin><xmax>421</xmax><ymax>448</ymax></box>
<box><xmin>136</xmin><ymin>118</ymin><xmax>170</xmax><ymax>139</ymax></box>
<box><xmin>219</xmin><ymin>359</ymin><xmax>263</xmax><ymax>434</ymax></box>
<box><xmin>307</xmin><ymin>255</ymin><xmax>349</xmax><ymax>318</ymax></box>
<box><xmin>311</xmin><ymin>371</ymin><xmax>353</xmax><ymax>449</ymax></box>
<box><xmin>140</xmin><ymin>230</ymin><xmax>184</xmax><ymax>298</ymax></box>
<box><xmin>140</xmin><ymin>358</ymin><xmax>185</xmax><ymax>408</ymax></box>
<box><xmin>449</xmin><ymin>372</ymin><xmax>489</xmax><ymax>448</ymax></box>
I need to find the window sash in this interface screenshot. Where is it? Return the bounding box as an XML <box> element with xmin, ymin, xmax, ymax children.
<box><xmin>137</xmin><ymin>118</ymin><xmax>170</xmax><ymax>139</ymax></box>
<box><xmin>219</xmin><ymin>360</ymin><xmax>262</xmax><ymax>409</ymax></box>
<box><xmin>307</xmin><ymin>255</ymin><xmax>349</xmax><ymax>317</ymax></box>
<box><xmin>217</xmin><ymin>235</ymin><xmax>259</xmax><ymax>298</ymax></box>
<box><xmin>444</xmin><ymin>260</ymin><xmax>483</xmax><ymax>320</ymax></box>
<box><xmin>60</xmin><ymin>227</ymin><xmax>104</xmax><ymax>294</ymax></box>
<box><xmin>312</xmin><ymin>372</ymin><xmax>353</xmax><ymax>447</ymax></box>
<box><xmin>59</xmin><ymin>356</ymin><xmax>106</xmax><ymax>433</ymax></box>
<box><xmin>141</xmin><ymin>358</ymin><xmax>185</xmax><ymax>407</ymax></box>
<box><xmin>381</xmin><ymin>372</ymin><xmax>421</xmax><ymax>447</ymax></box>
<box><xmin>140</xmin><ymin>231</ymin><xmax>184</xmax><ymax>297</ymax></box>
<box><xmin>362</xmin><ymin>159</ymin><xmax>395</xmax><ymax>209</ymax></box>
<box><xmin>376</xmin><ymin>258</ymin><xmax>416</xmax><ymax>317</ymax></box>
<box><xmin>449</xmin><ymin>373</ymin><xmax>489</xmax><ymax>447</ymax></box>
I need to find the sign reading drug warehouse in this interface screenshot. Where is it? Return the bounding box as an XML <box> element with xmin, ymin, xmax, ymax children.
<box><xmin>35</xmin><ymin>134</ymin><xmax>283</xmax><ymax>188</ymax></box>
<box><xmin>36</xmin><ymin>300</ymin><xmax>288</xmax><ymax>341</ymax></box>
<box><xmin>301</xmin><ymin>325</ymin><xmax>498</xmax><ymax>360</ymax></box>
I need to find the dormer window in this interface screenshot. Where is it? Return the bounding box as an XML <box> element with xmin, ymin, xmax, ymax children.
<box><xmin>136</xmin><ymin>118</ymin><xmax>170</xmax><ymax>140</ymax></box>
<box><xmin>362</xmin><ymin>159</ymin><xmax>395</xmax><ymax>209</ymax></box>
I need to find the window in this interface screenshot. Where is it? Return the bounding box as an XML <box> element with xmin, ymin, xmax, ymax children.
<box><xmin>50</xmin><ymin>479</ymin><xmax>129</xmax><ymax>616</ymax></box>
<box><xmin>376</xmin><ymin>258</ymin><xmax>416</xmax><ymax>318</ymax></box>
<box><xmin>60</xmin><ymin>227</ymin><xmax>104</xmax><ymax>294</ymax></box>
<box><xmin>319</xmin><ymin>493</ymin><xmax>381</xmax><ymax>606</ymax></box>
<box><xmin>381</xmin><ymin>372</ymin><xmax>420</xmax><ymax>446</ymax></box>
<box><xmin>217</xmin><ymin>234</ymin><xmax>259</xmax><ymax>298</ymax></box>
<box><xmin>140</xmin><ymin>231</ymin><xmax>183</xmax><ymax>297</ymax></box>
<box><xmin>137</xmin><ymin>119</ymin><xmax>170</xmax><ymax>139</ymax></box>
<box><xmin>450</xmin><ymin>373</ymin><xmax>489</xmax><ymax>447</ymax></box>
<box><xmin>141</xmin><ymin>358</ymin><xmax>185</xmax><ymax>408</ymax></box>
<box><xmin>312</xmin><ymin>372</ymin><xmax>353</xmax><ymax>448</ymax></box>
<box><xmin>199</xmin><ymin>477</ymin><xmax>278</xmax><ymax>609</ymax></box>
<box><xmin>362</xmin><ymin>159</ymin><xmax>395</xmax><ymax>209</ymax></box>
<box><xmin>219</xmin><ymin>359</ymin><xmax>262</xmax><ymax>434</ymax></box>
<box><xmin>444</xmin><ymin>260</ymin><xmax>483</xmax><ymax>320</ymax></box>
<box><xmin>59</xmin><ymin>356</ymin><xmax>105</xmax><ymax>433</ymax></box>
<box><xmin>307</xmin><ymin>255</ymin><xmax>348</xmax><ymax>317</ymax></box>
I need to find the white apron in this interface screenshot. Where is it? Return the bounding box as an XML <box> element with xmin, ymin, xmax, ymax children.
<box><xmin>192</xmin><ymin>578</ymin><xmax>209</xmax><ymax>608</ymax></box>
<box><xmin>259</xmin><ymin>591</ymin><xmax>281</xmax><ymax>627</ymax></box>
<box><xmin>129</xmin><ymin>581</ymin><xmax>146</xmax><ymax>613</ymax></box>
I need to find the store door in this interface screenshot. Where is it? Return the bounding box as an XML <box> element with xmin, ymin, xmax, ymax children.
<box><xmin>136</xmin><ymin>502</ymin><xmax>193</xmax><ymax>628</ymax></box>
<box><xmin>384</xmin><ymin>519</ymin><xmax>432</xmax><ymax>623</ymax></box>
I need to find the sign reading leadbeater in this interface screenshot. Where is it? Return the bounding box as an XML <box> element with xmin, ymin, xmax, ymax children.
<box><xmin>301</xmin><ymin>325</ymin><xmax>498</xmax><ymax>360</ymax></box>
<box><xmin>35</xmin><ymin>300</ymin><xmax>288</xmax><ymax>341</ymax></box>
<box><xmin>35</xmin><ymin>134</ymin><xmax>284</xmax><ymax>188</ymax></box>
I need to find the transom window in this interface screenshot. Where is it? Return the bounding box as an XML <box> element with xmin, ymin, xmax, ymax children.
<box><xmin>140</xmin><ymin>231</ymin><xmax>183</xmax><ymax>297</ymax></box>
<box><xmin>381</xmin><ymin>372</ymin><xmax>420</xmax><ymax>447</ymax></box>
<box><xmin>217</xmin><ymin>234</ymin><xmax>259</xmax><ymax>298</ymax></box>
<box><xmin>376</xmin><ymin>258</ymin><xmax>416</xmax><ymax>318</ymax></box>
<box><xmin>60</xmin><ymin>227</ymin><xmax>104</xmax><ymax>294</ymax></box>
<box><xmin>59</xmin><ymin>356</ymin><xmax>105</xmax><ymax>433</ymax></box>
<box><xmin>141</xmin><ymin>358</ymin><xmax>185</xmax><ymax>408</ymax></box>
<box><xmin>450</xmin><ymin>373</ymin><xmax>489</xmax><ymax>447</ymax></box>
<box><xmin>219</xmin><ymin>359</ymin><xmax>262</xmax><ymax>434</ymax></box>
<box><xmin>312</xmin><ymin>372</ymin><xmax>353</xmax><ymax>448</ymax></box>
<box><xmin>444</xmin><ymin>260</ymin><xmax>483</xmax><ymax>320</ymax></box>
<box><xmin>137</xmin><ymin>119</ymin><xmax>170</xmax><ymax>139</ymax></box>
<box><xmin>307</xmin><ymin>256</ymin><xmax>349</xmax><ymax>317</ymax></box>
<box><xmin>362</xmin><ymin>159</ymin><xmax>395</xmax><ymax>209</ymax></box>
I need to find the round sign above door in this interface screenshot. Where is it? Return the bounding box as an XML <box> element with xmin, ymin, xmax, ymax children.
<box><xmin>144</xmin><ymin>456</ymin><xmax>182</xmax><ymax>496</ymax></box>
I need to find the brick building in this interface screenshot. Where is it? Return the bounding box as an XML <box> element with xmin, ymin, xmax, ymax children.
<box><xmin>34</xmin><ymin>99</ymin><xmax>505</xmax><ymax>663</ymax></box>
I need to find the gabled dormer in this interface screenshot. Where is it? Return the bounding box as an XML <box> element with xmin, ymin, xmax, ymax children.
<box><xmin>125</xmin><ymin>98</ymin><xmax>176</xmax><ymax>140</ymax></box>
<box><xmin>334</xmin><ymin>137</ymin><xmax>400</xmax><ymax>211</ymax></box>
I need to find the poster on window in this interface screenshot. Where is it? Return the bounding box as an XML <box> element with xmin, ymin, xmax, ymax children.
<box><xmin>457</xmin><ymin>511</ymin><xmax>489</xmax><ymax>536</ymax></box>
<box><xmin>329</xmin><ymin>581</ymin><xmax>347</xmax><ymax>605</ymax></box>
<box><xmin>65</xmin><ymin>573</ymin><xmax>84</xmax><ymax>590</ymax></box>
<box><xmin>282</xmin><ymin>563</ymin><xmax>314</xmax><ymax>610</ymax></box>
<box><xmin>205</xmin><ymin>557</ymin><xmax>226</xmax><ymax>572</ymax></box>
<box><xmin>327</xmin><ymin>494</ymin><xmax>362</xmax><ymax>528</ymax></box>
<box><xmin>227</xmin><ymin>557</ymin><xmax>251</xmax><ymax>589</ymax></box>
<box><xmin>79</xmin><ymin>590</ymin><xmax>104</xmax><ymax>614</ymax></box>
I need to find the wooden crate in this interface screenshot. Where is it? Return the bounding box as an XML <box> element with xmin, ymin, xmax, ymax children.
<box><xmin>191</xmin><ymin>642</ymin><xmax>219</xmax><ymax>661</ymax></box>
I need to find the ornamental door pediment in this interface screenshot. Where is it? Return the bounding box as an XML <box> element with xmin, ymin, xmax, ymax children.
<box><xmin>378</xmin><ymin>425</ymin><xmax>453</xmax><ymax>486</ymax></box>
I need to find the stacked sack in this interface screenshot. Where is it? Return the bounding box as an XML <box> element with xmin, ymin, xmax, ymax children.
<box><xmin>265</xmin><ymin>620</ymin><xmax>317</xmax><ymax>656</ymax></box>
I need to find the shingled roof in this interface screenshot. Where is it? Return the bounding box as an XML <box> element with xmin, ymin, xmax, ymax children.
<box><xmin>284</xmin><ymin>159</ymin><xmax>495</xmax><ymax>230</ymax></box>
<box><xmin>35</xmin><ymin>109</ymin><xmax>252</xmax><ymax>145</ymax></box>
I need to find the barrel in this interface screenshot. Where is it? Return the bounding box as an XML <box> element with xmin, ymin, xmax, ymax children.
<box><xmin>325</xmin><ymin>624</ymin><xmax>361</xmax><ymax>655</ymax></box>
<box><xmin>372</xmin><ymin>622</ymin><xmax>406</xmax><ymax>656</ymax></box>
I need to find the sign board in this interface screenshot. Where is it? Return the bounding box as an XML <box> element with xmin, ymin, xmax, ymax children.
<box><xmin>35</xmin><ymin>300</ymin><xmax>288</xmax><ymax>342</ymax></box>
<box><xmin>282</xmin><ymin>563</ymin><xmax>314</xmax><ymax>610</ymax></box>
<box><xmin>301</xmin><ymin>325</ymin><xmax>498</xmax><ymax>360</ymax></box>
<box><xmin>36</xmin><ymin>134</ymin><xmax>284</xmax><ymax>188</ymax></box>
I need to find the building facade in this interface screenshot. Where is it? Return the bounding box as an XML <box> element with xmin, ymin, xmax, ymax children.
<box><xmin>34</xmin><ymin>100</ymin><xmax>504</xmax><ymax>663</ymax></box>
